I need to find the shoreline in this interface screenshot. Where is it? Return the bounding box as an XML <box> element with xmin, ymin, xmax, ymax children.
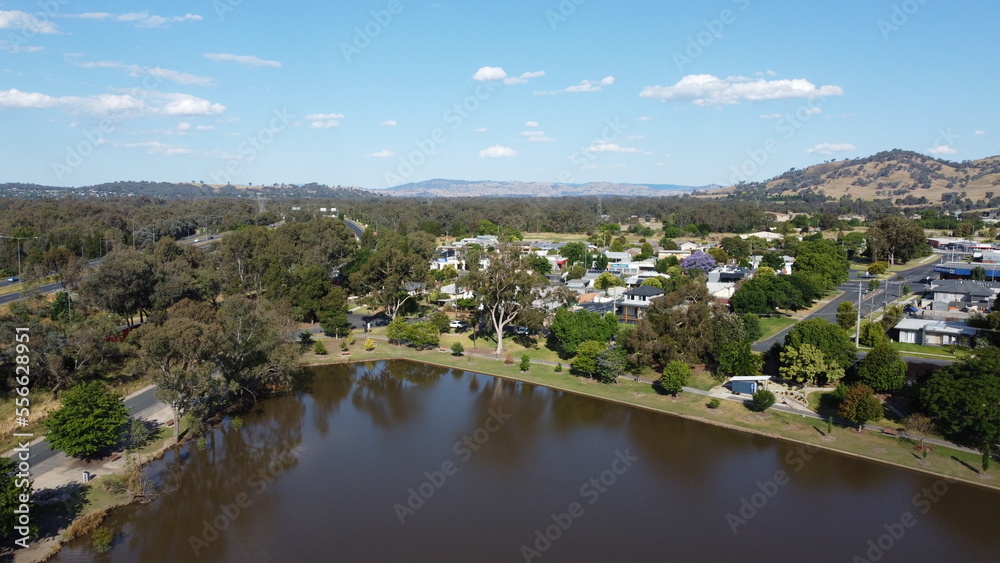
<box><xmin>306</xmin><ymin>353</ymin><xmax>999</xmax><ymax>493</ymax></box>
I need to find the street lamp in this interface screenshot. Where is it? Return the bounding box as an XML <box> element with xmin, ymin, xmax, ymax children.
<box><xmin>0</xmin><ymin>235</ymin><xmax>39</xmax><ymax>280</ymax></box>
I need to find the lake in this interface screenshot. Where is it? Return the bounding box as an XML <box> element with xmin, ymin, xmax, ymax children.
<box><xmin>52</xmin><ymin>360</ymin><xmax>1000</xmax><ymax>562</ymax></box>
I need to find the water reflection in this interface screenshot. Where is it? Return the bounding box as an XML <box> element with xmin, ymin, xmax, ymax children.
<box><xmin>51</xmin><ymin>360</ymin><xmax>1000</xmax><ymax>563</ymax></box>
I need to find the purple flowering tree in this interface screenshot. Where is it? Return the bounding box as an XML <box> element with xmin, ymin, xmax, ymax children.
<box><xmin>679</xmin><ymin>251</ymin><xmax>717</xmax><ymax>275</ymax></box>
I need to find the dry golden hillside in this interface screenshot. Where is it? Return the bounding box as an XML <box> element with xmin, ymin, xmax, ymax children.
<box><xmin>713</xmin><ymin>150</ymin><xmax>1000</xmax><ymax>205</ymax></box>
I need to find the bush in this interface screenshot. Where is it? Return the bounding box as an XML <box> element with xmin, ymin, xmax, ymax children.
<box><xmin>451</xmin><ymin>342</ymin><xmax>465</xmax><ymax>356</ymax></box>
<box><xmin>707</xmin><ymin>398</ymin><xmax>721</xmax><ymax>409</ymax></box>
<box><xmin>504</xmin><ymin>353</ymin><xmax>514</xmax><ymax>365</ymax></box>
<box><xmin>519</xmin><ymin>354</ymin><xmax>531</xmax><ymax>372</ymax></box>
<box><xmin>749</xmin><ymin>388</ymin><xmax>776</xmax><ymax>412</ymax></box>
<box><xmin>659</xmin><ymin>361</ymin><xmax>691</xmax><ymax>396</ymax></box>
<box><xmin>347</xmin><ymin>331</ymin><xmax>356</xmax><ymax>345</ymax></box>
<box><xmin>555</xmin><ymin>362</ymin><xmax>563</xmax><ymax>373</ymax></box>
<box><xmin>46</xmin><ymin>382</ymin><xmax>129</xmax><ymax>459</ymax></box>
<box><xmin>364</xmin><ymin>338</ymin><xmax>376</xmax><ymax>351</ymax></box>
<box><xmin>298</xmin><ymin>331</ymin><xmax>314</xmax><ymax>346</ymax></box>
<box><xmin>340</xmin><ymin>340</ymin><xmax>349</xmax><ymax>351</ymax></box>
<box><xmin>92</xmin><ymin>527</ymin><xmax>113</xmax><ymax>554</ymax></box>
<box><xmin>313</xmin><ymin>341</ymin><xmax>328</xmax><ymax>355</ymax></box>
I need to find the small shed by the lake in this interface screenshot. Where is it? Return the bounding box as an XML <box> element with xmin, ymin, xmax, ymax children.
<box><xmin>729</xmin><ymin>375</ymin><xmax>771</xmax><ymax>395</ymax></box>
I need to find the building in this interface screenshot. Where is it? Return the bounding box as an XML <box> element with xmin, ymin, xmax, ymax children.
<box><xmin>893</xmin><ymin>319</ymin><xmax>979</xmax><ymax>347</ymax></box>
<box><xmin>615</xmin><ymin>285</ymin><xmax>665</xmax><ymax>323</ymax></box>
<box><xmin>933</xmin><ymin>262</ymin><xmax>1000</xmax><ymax>282</ymax></box>
<box><xmin>928</xmin><ymin>280</ymin><xmax>998</xmax><ymax>304</ymax></box>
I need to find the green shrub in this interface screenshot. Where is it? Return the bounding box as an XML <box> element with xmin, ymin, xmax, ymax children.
<box><xmin>750</xmin><ymin>389</ymin><xmax>776</xmax><ymax>412</ymax></box>
<box><xmin>364</xmin><ymin>338</ymin><xmax>376</xmax><ymax>351</ymax></box>
<box><xmin>519</xmin><ymin>354</ymin><xmax>531</xmax><ymax>372</ymax></box>
<box><xmin>555</xmin><ymin>362</ymin><xmax>563</xmax><ymax>373</ymax></box>
<box><xmin>451</xmin><ymin>342</ymin><xmax>465</xmax><ymax>356</ymax></box>
<box><xmin>313</xmin><ymin>341</ymin><xmax>328</xmax><ymax>355</ymax></box>
<box><xmin>707</xmin><ymin>398</ymin><xmax>721</xmax><ymax>409</ymax></box>
<box><xmin>92</xmin><ymin>527</ymin><xmax>113</xmax><ymax>554</ymax></box>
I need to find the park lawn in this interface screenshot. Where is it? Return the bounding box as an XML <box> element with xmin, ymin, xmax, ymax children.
<box><xmin>758</xmin><ymin>316</ymin><xmax>796</xmax><ymax>340</ymax></box>
<box><xmin>858</xmin><ymin>342</ymin><xmax>965</xmax><ymax>360</ymax></box>
<box><xmin>304</xmin><ymin>347</ymin><xmax>997</xmax><ymax>490</ymax></box>
<box><xmin>687</xmin><ymin>369</ymin><xmax>720</xmax><ymax>392</ymax></box>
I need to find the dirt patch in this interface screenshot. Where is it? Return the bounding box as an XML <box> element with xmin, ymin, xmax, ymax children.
<box><xmin>821</xmin><ymin>436</ymin><xmax>836</xmax><ymax>443</ymax></box>
<box><xmin>872</xmin><ymin>447</ymin><xmax>889</xmax><ymax>455</ymax></box>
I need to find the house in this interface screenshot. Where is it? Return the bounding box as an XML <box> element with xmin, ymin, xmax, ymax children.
<box><xmin>615</xmin><ymin>285</ymin><xmax>665</xmax><ymax>323</ymax></box>
<box><xmin>678</xmin><ymin>241</ymin><xmax>702</xmax><ymax>252</ymax></box>
<box><xmin>604</xmin><ymin>251</ymin><xmax>631</xmax><ymax>264</ymax></box>
<box><xmin>929</xmin><ymin>280</ymin><xmax>996</xmax><ymax>304</ymax></box>
<box><xmin>894</xmin><ymin>319</ymin><xmax>979</xmax><ymax>347</ymax></box>
<box><xmin>740</xmin><ymin>231</ymin><xmax>785</xmax><ymax>242</ymax></box>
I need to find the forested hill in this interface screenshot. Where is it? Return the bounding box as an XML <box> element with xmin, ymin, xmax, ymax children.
<box><xmin>720</xmin><ymin>150</ymin><xmax>1000</xmax><ymax>205</ymax></box>
<box><xmin>377</xmin><ymin>179</ymin><xmax>713</xmax><ymax>197</ymax></box>
<box><xmin>0</xmin><ymin>181</ymin><xmax>381</xmax><ymax>200</ymax></box>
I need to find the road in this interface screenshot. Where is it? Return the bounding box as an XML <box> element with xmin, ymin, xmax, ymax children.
<box><xmin>8</xmin><ymin>386</ymin><xmax>165</xmax><ymax>477</ymax></box>
<box><xmin>344</xmin><ymin>219</ymin><xmax>365</xmax><ymax>239</ymax></box>
<box><xmin>752</xmin><ymin>256</ymin><xmax>946</xmax><ymax>362</ymax></box>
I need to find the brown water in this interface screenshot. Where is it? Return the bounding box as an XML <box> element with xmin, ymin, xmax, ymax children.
<box><xmin>53</xmin><ymin>361</ymin><xmax>1000</xmax><ymax>562</ymax></box>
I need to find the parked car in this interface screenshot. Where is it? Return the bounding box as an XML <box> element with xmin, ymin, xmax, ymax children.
<box><xmin>6</xmin><ymin>276</ymin><xmax>18</xmax><ymax>282</ymax></box>
<box><xmin>449</xmin><ymin>320</ymin><xmax>468</xmax><ymax>329</ymax></box>
<box><xmin>515</xmin><ymin>326</ymin><xmax>530</xmax><ymax>335</ymax></box>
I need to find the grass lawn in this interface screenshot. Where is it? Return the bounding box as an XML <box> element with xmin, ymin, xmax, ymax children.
<box><xmin>303</xmin><ymin>346</ymin><xmax>997</xmax><ymax>491</ymax></box>
<box><xmin>857</xmin><ymin>342</ymin><xmax>966</xmax><ymax>360</ymax></box>
<box><xmin>758</xmin><ymin>316</ymin><xmax>796</xmax><ymax>340</ymax></box>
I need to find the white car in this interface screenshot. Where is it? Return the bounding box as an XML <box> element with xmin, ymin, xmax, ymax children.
<box><xmin>449</xmin><ymin>320</ymin><xmax>468</xmax><ymax>329</ymax></box>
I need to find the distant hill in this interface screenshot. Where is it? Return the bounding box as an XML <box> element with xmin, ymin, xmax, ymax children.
<box><xmin>376</xmin><ymin>179</ymin><xmax>714</xmax><ymax>198</ymax></box>
<box><xmin>717</xmin><ymin>149</ymin><xmax>1000</xmax><ymax>204</ymax></box>
<box><xmin>0</xmin><ymin>181</ymin><xmax>381</xmax><ymax>200</ymax></box>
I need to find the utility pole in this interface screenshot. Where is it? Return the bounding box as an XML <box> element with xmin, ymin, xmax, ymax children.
<box><xmin>855</xmin><ymin>281</ymin><xmax>863</xmax><ymax>347</ymax></box>
<box><xmin>1</xmin><ymin>235</ymin><xmax>39</xmax><ymax>280</ymax></box>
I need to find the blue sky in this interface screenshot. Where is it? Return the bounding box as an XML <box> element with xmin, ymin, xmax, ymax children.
<box><xmin>1</xmin><ymin>0</ymin><xmax>998</xmax><ymax>190</ymax></box>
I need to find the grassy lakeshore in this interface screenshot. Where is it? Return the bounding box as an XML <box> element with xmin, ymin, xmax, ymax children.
<box><xmin>303</xmin><ymin>340</ymin><xmax>998</xmax><ymax>492</ymax></box>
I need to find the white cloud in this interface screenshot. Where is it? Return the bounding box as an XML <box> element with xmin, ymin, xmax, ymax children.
<box><xmin>0</xmin><ymin>10</ymin><xmax>58</xmax><ymax>33</ymax></box>
<box><xmin>640</xmin><ymin>74</ymin><xmax>843</xmax><ymax>105</ymax></box>
<box><xmin>973</xmin><ymin>130</ymin><xmax>986</xmax><ymax>137</ymax></box>
<box><xmin>472</xmin><ymin>66</ymin><xmax>507</xmax><ymax>81</ymax></box>
<box><xmin>805</xmin><ymin>107</ymin><xmax>823</xmax><ymax>116</ymax></box>
<box><xmin>524</xmin><ymin>121</ymin><xmax>540</xmax><ymax>128</ymax></box>
<box><xmin>0</xmin><ymin>40</ymin><xmax>44</xmax><ymax>53</ymax></box>
<box><xmin>307</xmin><ymin>113</ymin><xmax>344</xmax><ymax>128</ymax></box>
<box><xmin>473</xmin><ymin>128</ymin><xmax>487</xmax><ymax>133</ymax></box>
<box><xmin>537</xmin><ymin>76</ymin><xmax>615</xmax><ymax>95</ymax></box>
<box><xmin>68</xmin><ymin>12</ymin><xmax>202</xmax><ymax>28</ymax></box>
<box><xmin>926</xmin><ymin>145</ymin><xmax>957</xmax><ymax>156</ymax></box>
<box><xmin>521</xmin><ymin>130</ymin><xmax>554</xmax><ymax>142</ymax></box>
<box><xmin>366</xmin><ymin>149</ymin><xmax>395</xmax><ymax>158</ymax></box>
<box><xmin>756</xmin><ymin>70</ymin><xmax>778</xmax><ymax>77</ymax></box>
<box><xmin>196</xmin><ymin>125</ymin><xmax>214</xmax><ymax>131</ymax></box>
<box><xmin>479</xmin><ymin>145</ymin><xmax>517</xmax><ymax>158</ymax></box>
<box><xmin>380</xmin><ymin>120</ymin><xmax>397</xmax><ymax>127</ymax></box>
<box><xmin>120</xmin><ymin>141</ymin><xmax>194</xmax><ymax>155</ymax></box>
<box><xmin>176</xmin><ymin>122</ymin><xmax>191</xmax><ymax>132</ymax></box>
<box><xmin>612</xmin><ymin>163</ymin><xmax>627</xmax><ymax>168</ymax></box>
<box><xmin>654</xmin><ymin>162</ymin><xmax>666</xmax><ymax>167</ymax></box>
<box><xmin>204</xmin><ymin>53</ymin><xmax>282</xmax><ymax>68</ymax></box>
<box><xmin>760</xmin><ymin>113</ymin><xmax>782</xmax><ymax>119</ymax></box>
<box><xmin>587</xmin><ymin>141</ymin><xmax>651</xmax><ymax>155</ymax></box>
<box><xmin>76</xmin><ymin>60</ymin><xmax>215</xmax><ymax>86</ymax></box>
<box><xmin>806</xmin><ymin>143</ymin><xmax>857</xmax><ymax>155</ymax></box>
<box><xmin>627</xmin><ymin>135</ymin><xmax>646</xmax><ymax>140</ymax></box>
<box><xmin>0</xmin><ymin>88</ymin><xmax>224</xmax><ymax>117</ymax></box>
<box><xmin>636</xmin><ymin>115</ymin><xmax>653</xmax><ymax>122</ymax></box>
<box><xmin>503</xmin><ymin>70</ymin><xmax>545</xmax><ymax>85</ymax></box>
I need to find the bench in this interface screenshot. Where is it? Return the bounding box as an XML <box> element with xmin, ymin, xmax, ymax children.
<box><xmin>882</xmin><ymin>428</ymin><xmax>899</xmax><ymax>437</ymax></box>
<box><xmin>108</xmin><ymin>453</ymin><xmax>122</xmax><ymax>462</ymax></box>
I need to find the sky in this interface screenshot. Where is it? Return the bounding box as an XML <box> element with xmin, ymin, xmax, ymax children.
<box><xmin>1</xmin><ymin>0</ymin><xmax>999</xmax><ymax>190</ymax></box>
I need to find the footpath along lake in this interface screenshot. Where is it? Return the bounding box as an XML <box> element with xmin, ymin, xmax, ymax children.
<box><xmin>53</xmin><ymin>361</ymin><xmax>1000</xmax><ymax>562</ymax></box>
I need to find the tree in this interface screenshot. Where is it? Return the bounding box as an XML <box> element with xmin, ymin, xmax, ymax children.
<box><xmin>859</xmin><ymin>320</ymin><xmax>888</xmax><ymax>347</ymax></box>
<box><xmin>778</xmin><ymin>343</ymin><xmax>845</xmax><ymax>386</ymax></box>
<box><xmin>525</xmin><ymin>254</ymin><xmax>553</xmax><ymax>275</ymax></box>
<box><xmin>565</xmin><ymin>264</ymin><xmax>586</xmax><ymax>280</ymax></box>
<box><xmin>629</xmin><ymin>281</ymin><xmax>723</xmax><ymax>366</ymax></box>
<box><xmin>793</xmin><ymin>239</ymin><xmax>849</xmax><ymax>289</ymax></box>
<box><xmin>79</xmin><ymin>248</ymin><xmax>156</xmax><ymax>325</ymax></box>
<box><xmin>679</xmin><ymin>251</ymin><xmax>716</xmax><ymax>275</ymax></box>
<box><xmin>880</xmin><ymin>304</ymin><xmax>903</xmax><ymax>331</ymax></box>
<box><xmin>214</xmin><ymin>296</ymin><xmax>298</xmax><ymax>399</ymax></box>
<box><xmin>761</xmin><ymin>252</ymin><xmax>785</xmax><ymax>271</ymax></box>
<box><xmin>838</xmin><ymin>383</ymin><xmax>883</xmax><ymax>429</ymax></box>
<box><xmin>716</xmin><ymin>341</ymin><xmax>763</xmax><ymax>379</ymax></box>
<box><xmin>720</xmin><ymin>236</ymin><xmax>750</xmax><ymax>261</ymax></box>
<box><xmin>707</xmin><ymin>247</ymin><xmax>729</xmax><ymax>265</ymax></box>
<box><xmin>593</xmin><ymin>271</ymin><xmax>625</xmax><ymax>296</ymax></box>
<box><xmin>867</xmin><ymin>261</ymin><xmax>889</xmax><ymax>276</ymax></box>
<box><xmin>348</xmin><ymin>232</ymin><xmax>432</xmax><ymax>319</ymax></box>
<box><xmin>468</xmin><ymin>244</ymin><xmax>546</xmax><ymax>355</ymax></box>
<box><xmin>836</xmin><ymin>301</ymin><xmax>858</xmax><ymax>332</ymax></box>
<box><xmin>866</xmin><ymin>215</ymin><xmax>929</xmax><ymax>265</ymax></box>
<box><xmin>659</xmin><ymin>361</ymin><xmax>691</xmax><ymax>396</ymax></box>
<box><xmin>857</xmin><ymin>341</ymin><xmax>907</xmax><ymax>393</ymax></box>
<box><xmin>550</xmin><ymin>308</ymin><xmax>619</xmax><ymax>357</ymax></box>
<box><xmin>1</xmin><ymin>457</ymin><xmax>34</xmax><ymax>543</ymax></box>
<box><xmin>784</xmin><ymin>318</ymin><xmax>857</xmax><ymax>370</ymax></box>
<box><xmin>135</xmin><ymin>300</ymin><xmax>223</xmax><ymax>438</ymax></box>
<box><xmin>711</xmin><ymin>312</ymin><xmax>751</xmax><ymax>352</ymax></box>
<box><xmin>903</xmin><ymin>413</ymin><xmax>934</xmax><ymax>452</ymax></box>
<box><xmin>560</xmin><ymin>242</ymin><xmax>588</xmax><ymax>266</ymax></box>
<box><xmin>920</xmin><ymin>347</ymin><xmax>1000</xmax><ymax>452</ymax></box>
<box><xmin>573</xmin><ymin>340</ymin><xmax>604</xmax><ymax>377</ymax></box>
<box><xmin>46</xmin><ymin>381</ymin><xmax>129</xmax><ymax>458</ymax></box>
<box><xmin>451</xmin><ymin>342</ymin><xmax>465</xmax><ymax>356</ymax></box>
<box><xmin>971</xmin><ymin>266</ymin><xmax>987</xmax><ymax>281</ymax></box>
<box><xmin>750</xmin><ymin>388</ymin><xmax>776</xmax><ymax>412</ymax></box>
<box><xmin>595</xmin><ymin>345</ymin><xmax>626</xmax><ymax>384</ymax></box>
<box><xmin>741</xmin><ymin>314</ymin><xmax>763</xmax><ymax>343</ymax></box>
